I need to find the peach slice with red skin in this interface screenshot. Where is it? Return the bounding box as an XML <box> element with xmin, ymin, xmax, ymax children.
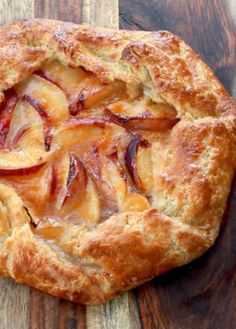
<box><xmin>64</xmin><ymin>154</ymin><xmax>88</xmax><ymax>205</ymax></box>
<box><xmin>1</xmin><ymin>164</ymin><xmax>53</xmax><ymax>217</ymax></box>
<box><xmin>34</xmin><ymin>70</ymin><xmax>65</xmax><ymax>92</ymax></box>
<box><xmin>24</xmin><ymin>204</ymin><xmax>66</xmax><ymax>241</ymax></box>
<box><xmin>0</xmin><ymin>88</ymin><xmax>19</xmax><ymax>147</ymax></box>
<box><xmin>52</xmin><ymin>152</ymin><xmax>88</xmax><ymax>211</ymax></box>
<box><xmin>10</xmin><ymin>125</ymin><xmax>31</xmax><ymax>149</ymax></box>
<box><xmin>105</xmin><ymin>108</ymin><xmax>179</xmax><ymax>131</ymax></box>
<box><xmin>105</xmin><ymin>98</ymin><xmax>179</xmax><ymax>131</ymax></box>
<box><xmin>21</xmin><ymin>95</ymin><xmax>52</xmax><ymax>151</ymax></box>
<box><xmin>62</xmin><ymin>177</ymin><xmax>101</xmax><ymax>225</ymax></box>
<box><xmin>136</xmin><ymin>145</ymin><xmax>153</xmax><ymax>193</ymax></box>
<box><xmin>52</xmin><ymin>118</ymin><xmax>128</xmax><ymax>161</ymax></box>
<box><xmin>5</xmin><ymin>99</ymin><xmax>45</xmax><ymax>151</ymax></box>
<box><xmin>125</xmin><ymin>134</ymin><xmax>150</xmax><ymax>188</ymax></box>
<box><xmin>102</xmin><ymin>150</ymin><xmax>127</xmax><ymax>210</ymax></box>
<box><xmin>83</xmin><ymin>144</ymin><xmax>117</xmax><ymax>199</ymax></box>
<box><xmin>51</xmin><ymin>151</ymin><xmax>100</xmax><ymax>224</ymax></box>
<box><xmin>0</xmin><ymin>163</ymin><xmax>46</xmax><ymax>176</ymax></box>
<box><xmin>39</xmin><ymin>60</ymin><xmax>89</xmax><ymax>95</ymax></box>
<box><xmin>104</xmin><ymin>149</ymin><xmax>150</xmax><ymax>212</ymax></box>
<box><xmin>53</xmin><ymin>152</ymin><xmax>71</xmax><ymax>210</ymax></box>
<box><xmin>39</xmin><ymin>61</ymin><xmax>126</xmax><ymax>115</ymax></box>
<box><xmin>88</xmin><ymin>145</ymin><xmax>150</xmax><ymax>214</ymax></box>
<box><xmin>37</xmin><ymin>61</ymin><xmax>89</xmax><ymax>115</ymax></box>
<box><xmin>15</xmin><ymin>73</ymin><xmax>69</xmax><ymax>123</ymax></box>
<box><xmin>73</xmin><ymin>79</ymin><xmax>125</xmax><ymax>111</ymax></box>
<box><xmin>0</xmin><ymin>100</ymin><xmax>48</xmax><ymax>172</ymax></box>
<box><xmin>83</xmin><ymin>144</ymin><xmax>118</xmax><ymax>219</ymax></box>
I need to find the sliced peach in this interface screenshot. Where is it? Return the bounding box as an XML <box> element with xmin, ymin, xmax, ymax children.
<box><xmin>82</xmin><ymin>145</ymin><xmax>118</xmax><ymax>219</ymax></box>
<box><xmin>5</xmin><ymin>100</ymin><xmax>45</xmax><ymax>151</ymax></box>
<box><xmin>102</xmin><ymin>150</ymin><xmax>150</xmax><ymax>212</ymax></box>
<box><xmin>106</xmin><ymin>109</ymin><xmax>179</xmax><ymax>131</ymax></box>
<box><xmin>53</xmin><ymin>119</ymin><xmax>126</xmax><ymax>157</ymax></box>
<box><xmin>83</xmin><ymin>144</ymin><xmax>101</xmax><ymax>181</ymax></box>
<box><xmin>68</xmin><ymin>79</ymin><xmax>126</xmax><ymax>115</ymax></box>
<box><xmin>78</xmin><ymin>79</ymin><xmax>125</xmax><ymax>110</ymax></box>
<box><xmin>40</xmin><ymin>60</ymin><xmax>89</xmax><ymax>94</ymax></box>
<box><xmin>40</xmin><ymin>60</ymin><xmax>126</xmax><ymax>114</ymax></box>
<box><xmin>52</xmin><ymin>124</ymin><xmax>107</xmax><ymax>156</ymax></box>
<box><xmin>106</xmin><ymin>97</ymin><xmax>179</xmax><ymax>131</ymax></box>
<box><xmin>34</xmin><ymin>216</ymin><xmax>65</xmax><ymax>240</ymax></box>
<box><xmin>123</xmin><ymin>193</ymin><xmax>150</xmax><ymax>212</ymax></box>
<box><xmin>102</xmin><ymin>154</ymin><xmax>127</xmax><ymax>210</ymax></box>
<box><xmin>0</xmin><ymin>166</ymin><xmax>54</xmax><ymax>219</ymax></box>
<box><xmin>8</xmin><ymin>164</ymin><xmax>53</xmax><ymax>211</ymax></box>
<box><xmin>125</xmin><ymin>117</ymin><xmax>179</xmax><ymax>131</ymax></box>
<box><xmin>125</xmin><ymin>134</ymin><xmax>153</xmax><ymax>193</ymax></box>
<box><xmin>0</xmin><ymin>88</ymin><xmax>18</xmax><ymax>114</ymax></box>
<box><xmin>10</xmin><ymin>125</ymin><xmax>31</xmax><ymax>147</ymax></box>
<box><xmin>0</xmin><ymin>100</ymin><xmax>48</xmax><ymax>170</ymax></box>
<box><xmin>107</xmin><ymin>98</ymin><xmax>147</xmax><ymax>117</ymax></box>
<box><xmin>22</xmin><ymin>95</ymin><xmax>53</xmax><ymax>150</ymax></box>
<box><xmin>136</xmin><ymin>145</ymin><xmax>153</xmax><ymax>192</ymax></box>
<box><xmin>0</xmin><ymin>163</ymin><xmax>45</xmax><ymax>176</ymax></box>
<box><xmin>53</xmin><ymin>153</ymin><xmax>71</xmax><ymax>210</ymax></box>
<box><xmin>0</xmin><ymin>88</ymin><xmax>19</xmax><ymax>147</ymax></box>
<box><xmin>51</xmin><ymin>151</ymin><xmax>100</xmax><ymax>224</ymax></box>
<box><xmin>65</xmin><ymin>117</ymin><xmax>110</xmax><ymax>128</ymax></box>
<box><xmin>0</xmin><ymin>150</ymin><xmax>47</xmax><ymax>171</ymax></box>
<box><xmin>71</xmin><ymin>178</ymin><xmax>100</xmax><ymax>224</ymax></box>
<box><xmin>15</xmin><ymin>74</ymin><xmax>69</xmax><ymax>123</ymax></box>
<box><xmin>53</xmin><ymin>152</ymin><xmax>88</xmax><ymax>212</ymax></box>
<box><xmin>125</xmin><ymin>134</ymin><xmax>149</xmax><ymax>188</ymax></box>
<box><xmin>93</xmin><ymin>149</ymin><xmax>128</xmax><ymax>215</ymax></box>
<box><xmin>108</xmin><ymin>97</ymin><xmax>177</xmax><ymax>118</ymax></box>
<box><xmin>64</xmin><ymin>154</ymin><xmax>88</xmax><ymax>205</ymax></box>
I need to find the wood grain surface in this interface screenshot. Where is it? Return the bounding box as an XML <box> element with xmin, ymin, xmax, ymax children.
<box><xmin>0</xmin><ymin>0</ymin><xmax>235</xmax><ymax>328</ymax></box>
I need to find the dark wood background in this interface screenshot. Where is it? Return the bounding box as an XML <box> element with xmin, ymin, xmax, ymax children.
<box><xmin>0</xmin><ymin>0</ymin><xmax>235</xmax><ymax>328</ymax></box>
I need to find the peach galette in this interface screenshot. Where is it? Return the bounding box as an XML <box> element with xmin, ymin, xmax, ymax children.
<box><xmin>0</xmin><ymin>19</ymin><xmax>235</xmax><ymax>304</ymax></box>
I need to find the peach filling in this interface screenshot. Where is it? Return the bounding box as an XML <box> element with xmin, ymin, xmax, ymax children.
<box><xmin>0</xmin><ymin>60</ymin><xmax>179</xmax><ymax>242</ymax></box>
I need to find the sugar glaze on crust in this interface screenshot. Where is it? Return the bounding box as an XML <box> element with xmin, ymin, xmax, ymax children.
<box><xmin>0</xmin><ymin>19</ymin><xmax>235</xmax><ymax>304</ymax></box>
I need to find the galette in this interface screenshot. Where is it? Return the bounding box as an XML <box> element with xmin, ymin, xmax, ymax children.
<box><xmin>0</xmin><ymin>19</ymin><xmax>235</xmax><ymax>304</ymax></box>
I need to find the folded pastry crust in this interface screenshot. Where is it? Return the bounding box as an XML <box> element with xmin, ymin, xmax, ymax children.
<box><xmin>0</xmin><ymin>19</ymin><xmax>235</xmax><ymax>304</ymax></box>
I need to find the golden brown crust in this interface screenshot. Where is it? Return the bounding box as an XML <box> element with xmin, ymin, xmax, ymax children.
<box><xmin>0</xmin><ymin>19</ymin><xmax>235</xmax><ymax>304</ymax></box>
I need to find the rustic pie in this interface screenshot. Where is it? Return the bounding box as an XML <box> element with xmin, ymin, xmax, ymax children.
<box><xmin>0</xmin><ymin>19</ymin><xmax>235</xmax><ymax>304</ymax></box>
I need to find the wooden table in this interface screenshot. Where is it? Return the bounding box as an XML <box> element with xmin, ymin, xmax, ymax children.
<box><xmin>0</xmin><ymin>1</ymin><xmax>235</xmax><ymax>328</ymax></box>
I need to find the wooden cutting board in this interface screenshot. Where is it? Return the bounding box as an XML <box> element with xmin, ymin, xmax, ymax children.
<box><xmin>0</xmin><ymin>1</ymin><xmax>235</xmax><ymax>328</ymax></box>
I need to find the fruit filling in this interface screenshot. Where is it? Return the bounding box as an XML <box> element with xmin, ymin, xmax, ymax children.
<box><xmin>0</xmin><ymin>60</ymin><xmax>179</xmax><ymax>242</ymax></box>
